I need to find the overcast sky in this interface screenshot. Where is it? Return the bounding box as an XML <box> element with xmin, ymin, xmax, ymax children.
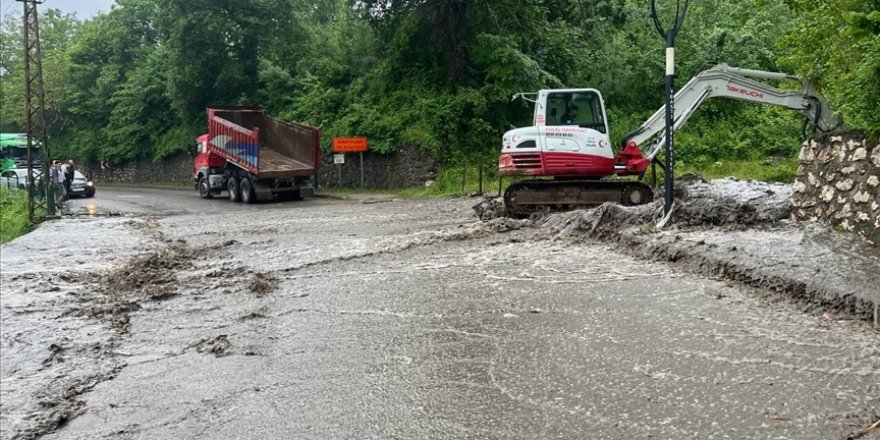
<box><xmin>1</xmin><ymin>0</ymin><xmax>115</xmax><ymax>20</ymax></box>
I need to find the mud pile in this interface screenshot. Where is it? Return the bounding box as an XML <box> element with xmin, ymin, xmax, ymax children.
<box><xmin>100</xmin><ymin>244</ymin><xmax>195</xmax><ymax>300</ymax></box>
<box><xmin>474</xmin><ymin>176</ymin><xmax>792</xmax><ymax>228</ymax></box>
<box><xmin>673</xmin><ymin>175</ymin><xmax>793</xmax><ymax>226</ymax></box>
<box><xmin>473</xmin><ymin>197</ymin><xmax>507</xmax><ymax>221</ymax></box>
<box><xmin>477</xmin><ymin>176</ymin><xmax>879</xmax><ymax>321</ymax></box>
<box><xmin>249</xmin><ymin>272</ymin><xmax>278</xmax><ymax>296</ymax></box>
<box><xmin>529</xmin><ymin>176</ymin><xmax>793</xmax><ymax>240</ymax></box>
<box><xmin>541</xmin><ymin>202</ymin><xmax>660</xmax><ymax>241</ymax></box>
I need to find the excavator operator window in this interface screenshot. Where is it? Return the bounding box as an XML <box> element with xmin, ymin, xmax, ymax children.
<box><xmin>548</xmin><ymin>91</ymin><xmax>606</xmax><ymax>133</ymax></box>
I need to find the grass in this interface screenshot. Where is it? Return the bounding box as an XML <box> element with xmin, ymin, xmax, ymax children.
<box><xmin>678</xmin><ymin>158</ymin><xmax>799</xmax><ymax>183</ymax></box>
<box><xmin>0</xmin><ymin>188</ymin><xmax>32</xmax><ymax>243</ymax></box>
<box><xmin>319</xmin><ymin>165</ymin><xmax>505</xmax><ymax>199</ymax></box>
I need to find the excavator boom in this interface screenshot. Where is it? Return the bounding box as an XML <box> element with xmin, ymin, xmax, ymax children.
<box><xmin>621</xmin><ymin>63</ymin><xmax>842</xmax><ymax>167</ymax></box>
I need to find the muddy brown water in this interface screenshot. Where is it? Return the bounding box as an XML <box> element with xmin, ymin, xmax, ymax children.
<box><xmin>1</xmin><ymin>186</ymin><xmax>878</xmax><ymax>439</ymax></box>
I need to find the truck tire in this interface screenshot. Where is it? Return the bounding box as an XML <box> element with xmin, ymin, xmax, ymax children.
<box><xmin>228</xmin><ymin>177</ymin><xmax>241</xmax><ymax>202</ymax></box>
<box><xmin>198</xmin><ymin>176</ymin><xmax>213</xmax><ymax>199</ymax></box>
<box><xmin>240</xmin><ymin>178</ymin><xmax>256</xmax><ymax>204</ymax></box>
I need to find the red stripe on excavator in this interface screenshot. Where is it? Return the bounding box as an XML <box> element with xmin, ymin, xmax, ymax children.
<box><xmin>499</xmin><ymin>152</ymin><xmax>616</xmax><ymax>177</ymax></box>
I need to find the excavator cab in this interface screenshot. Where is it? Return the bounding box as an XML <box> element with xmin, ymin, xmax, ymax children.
<box><xmin>545</xmin><ymin>91</ymin><xmax>607</xmax><ymax>133</ymax></box>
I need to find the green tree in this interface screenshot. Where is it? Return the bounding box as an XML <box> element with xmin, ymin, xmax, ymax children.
<box><xmin>781</xmin><ymin>0</ymin><xmax>880</xmax><ymax>135</ymax></box>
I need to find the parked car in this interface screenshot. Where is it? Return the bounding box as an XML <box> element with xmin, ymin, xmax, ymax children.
<box><xmin>0</xmin><ymin>168</ymin><xmax>94</xmax><ymax>198</ymax></box>
<box><xmin>0</xmin><ymin>168</ymin><xmax>29</xmax><ymax>190</ymax></box>
<box><xmin>69</xmin><ymin>170</ymin><xmax>95</xmax><ymax>198</ymax></box>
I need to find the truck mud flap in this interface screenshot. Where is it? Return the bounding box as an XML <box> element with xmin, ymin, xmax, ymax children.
<box><xmin>252</xmin><ymin>180</ymin><xmax>274</xmax><ymax>202</ymax></box>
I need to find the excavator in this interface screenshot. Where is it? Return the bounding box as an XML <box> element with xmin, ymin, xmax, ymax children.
<box><xmin>498</xmin><ymin>63</ymin><xmax>842</xmax><ymax>215</ymax></box>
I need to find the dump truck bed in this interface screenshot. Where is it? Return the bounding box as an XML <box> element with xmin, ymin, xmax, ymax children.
<box><xmin>206</xmin><ymin>107</ymin><xmax>320</xmax><ymax>179</ymax></box>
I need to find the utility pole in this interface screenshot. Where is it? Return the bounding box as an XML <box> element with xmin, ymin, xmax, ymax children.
<box><xmin>18</xmin><ymin>0</ymin><xmax>53</xmax><ymax>221</ymax></box>
<box><xmin>650</xmin><ymin>0</ymin><xmax>689</xmax><ymax>217</ymax></box>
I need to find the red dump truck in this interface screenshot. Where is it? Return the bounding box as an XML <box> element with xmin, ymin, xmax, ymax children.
<box><xmin>192</xmin><ymin>106</ymin><xmax>320</xmax><ymax>203</ymax></box>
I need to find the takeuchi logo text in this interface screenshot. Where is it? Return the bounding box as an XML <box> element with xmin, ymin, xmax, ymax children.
<box><xmin>727</xmin><ymin>85</ymin><xmax>764</xmax><ymax>99</ymax></box>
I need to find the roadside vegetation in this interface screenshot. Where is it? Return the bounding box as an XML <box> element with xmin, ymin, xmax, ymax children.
<box><xmin>0</xmin><ymin>188</ymin><xmax>32</xmax><ymax>243</ymax></box>
<box><xmin>1</xmin><ymin>0</ymin><xmax>876</xmax><ymax>183</ymax></box>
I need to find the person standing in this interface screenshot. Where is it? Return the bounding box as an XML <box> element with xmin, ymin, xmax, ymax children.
<box><xmin>48</xmin><ymin>160</ymin><xmax>66</xmax><ymax>211</ymax></box>
<box><xmin>63</xmin><ymin>160</ymin><xmax>75</xmax><ymax>200</ymax></box>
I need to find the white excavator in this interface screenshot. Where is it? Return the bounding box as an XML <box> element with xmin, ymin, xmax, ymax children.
<box><xmin>499</xmin><ymin>63</ymin><xmax>842</xmax><ymax>215</ymax></box>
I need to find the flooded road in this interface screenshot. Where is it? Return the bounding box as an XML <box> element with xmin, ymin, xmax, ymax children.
<box><xmin>1</xmin><ymin>187</ymin><xmax>878</xmax><ymax>439</ymax></box>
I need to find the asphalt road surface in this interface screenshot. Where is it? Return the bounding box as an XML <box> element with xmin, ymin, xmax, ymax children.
<box><xmin>1</xmin><ymin>186</ymin><xmax>877</xmax><ymax>440</ymax></box>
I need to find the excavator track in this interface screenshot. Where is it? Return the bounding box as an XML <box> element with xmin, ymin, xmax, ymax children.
<box><xmin>503</xmin><ymin>179</ymin><xmax>654</xmax><ymax>217</ymax></box>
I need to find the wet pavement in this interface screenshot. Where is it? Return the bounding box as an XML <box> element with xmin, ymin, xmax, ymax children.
<box><xmin>1</xmin><ymin>187</ymin><xmax>878</xmax><ymax>439</ymax></box>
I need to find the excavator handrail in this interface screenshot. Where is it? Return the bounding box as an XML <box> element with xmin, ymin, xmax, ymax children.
<box><xmin>621</xmin><ymin>63</ymin><xmax>843</xmax><ymax>161</ymax></box>
<box><xmin>511</xmin><ymin>92</ymin><xmax>539</xmax><ymax>103</ymax></box>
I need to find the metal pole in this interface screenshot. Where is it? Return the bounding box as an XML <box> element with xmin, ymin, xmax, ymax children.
<box><xmin>478</xmin><ymin>163</ymin><xmax>483</xmax><ymax>195</ymax></box>
<box><xmin>19</xmin><ymin>0</ymin><xmax>52</xmax><ymax>220</ymax></box>
<box><xmin>663</xmin><ymin>30</ymin><xmax>675</xmax><ymax>215</ymax></box>
<box><xmin>650</xmin><ymin>0</ymin><xmax>689</xmax><ymax>217</ymax></box>
<box><xmin>359</xmin><ymin>152</ymin><xmax>364</xmax><ymax>188</ymax></box>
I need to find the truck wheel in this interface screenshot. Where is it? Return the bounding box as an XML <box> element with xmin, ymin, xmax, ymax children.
<box><xmin>240</xmin><ymin>178</ymin><xmax>256</xmax><ymax>204</ymax></box>
<box><xmin>228</xmin><ymin>178</ymin><xmax>241</xmax><ymax>202</ymax></box>
<box><xmin>198</xmin><ymin>176</ymin><xmax>213</xmax><ymax>199</ymax></box>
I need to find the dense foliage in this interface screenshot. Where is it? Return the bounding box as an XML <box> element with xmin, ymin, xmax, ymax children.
<box><xmin>0</xmin><ymin>187</ymin><xmax>31</xmax><ymax>242</ymax></box>
<box><xmin>0</xmin><ymin>0</ymin><xmax>877</xmax><ymax>171</ymax></box>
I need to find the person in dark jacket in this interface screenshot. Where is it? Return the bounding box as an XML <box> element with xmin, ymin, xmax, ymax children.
<box><xmin>63</xmin><ymin>160</ymin><xmax>75</xmax><ymax>200</ymax></box>
<box><xmin>561</xmin><ymin>105</ymin><xmax>579</xmax><ymax>125</ymax></box>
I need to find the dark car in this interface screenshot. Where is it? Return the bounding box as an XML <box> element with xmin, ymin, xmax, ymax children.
<box><xmin>69</xmin><ymin>170</ymin><xmax>95</xmax><ymax>198</ymax></box>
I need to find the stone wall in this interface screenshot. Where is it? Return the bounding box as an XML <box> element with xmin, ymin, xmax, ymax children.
<box><xmin>317</xmin><ymin>146</ymin><xmax>438</xmax><ymax>189</ymax></box>
<box><xmin>83</xmin><ymin>152</ymin><xmax>193</xmax><ymax>185</ymax></box>
<box><xmin>82</xmin><ymin>147</ymin><xmax>439</xmax><ymax>190</ymax></box>
<box><xmin>790</xmin><ymin>133</ymin><xmax>880</xmax><ymax>245</ymax></box>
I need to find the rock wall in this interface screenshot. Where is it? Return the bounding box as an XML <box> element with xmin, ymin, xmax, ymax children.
<box><xmin>790</xmin><ymin>133</ymin><xmax>880</xmax><ymax>245</ymax></box>
<box><xmin>317</xmin><ymin>146</ymin><xmax>438</xmax><ymax>189</ymax></box>
<box><xmin>83</xmin><ymin>147</ymin><xmax>439</xmax><ymax>190</ymax></box>
<box><xmin>84</xmin><ymin>152</ymin><xmax>193</xmax><ymax>185</ymax></box>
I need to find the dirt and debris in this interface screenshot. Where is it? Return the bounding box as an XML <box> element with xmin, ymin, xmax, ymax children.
<box><xmin>474</xmin><ymin>175</ymin><xmax>879</xmax><ymax>322</ymax></box>
<box><xmin>475</xmin><ymin>176</ymin><xmax>793</xmax><ymax>229</ymax></box>
<box><xmin>195</xmin><ymin>335</ymin><xmax>232</xmax><ymax>357</ymax></box>
<box><xmin>473</xmin><ymin>196</ymin><xmax>507</xmax><ymax>221</ymax></box>
<box><xmin>672</xmin><ymin>175</ymin><xmax>793</xmax><ymax>226</ymax></box>
<box><xmin>99</xmin><ymin>244</ymin><xmax>195</xmax><ymax>300</ymax></box>
<box><xmin>248</xmin><ymin>272</ymin><xmax>278</xmax><ymax>296</ymax></box>
<box><xmin>42</xmin><ymin>343</ymin><xmax>67</xmax><ymax>368</ymax></box>
<box><xmin>241</xmin><ymin>311</ymin><xmax>268</xmax><ymax>321</ymax></box>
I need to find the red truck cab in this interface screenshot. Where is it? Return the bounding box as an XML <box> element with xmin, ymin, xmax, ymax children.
<box><xmin>192</xmin><ymin>134</ymin><xmax>227</xmax><ymax>187</ymax></box>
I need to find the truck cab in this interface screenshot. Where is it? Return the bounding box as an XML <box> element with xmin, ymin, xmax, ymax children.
<box><xmin>192</xmin><ymin>133</ymin><xmax>227</xmax><ymax>187</ymax></box>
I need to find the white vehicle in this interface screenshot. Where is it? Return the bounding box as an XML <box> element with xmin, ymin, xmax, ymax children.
<box><xmin>0</xmin><ymin>168</ymin><xmax>30</xmax><ymax>190</ymax></box>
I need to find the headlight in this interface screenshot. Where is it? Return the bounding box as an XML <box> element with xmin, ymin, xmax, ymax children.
<box><xmin>86</xmin><ymin>182</ymin><xmax>93</xmax><ymax>187</ymax></box>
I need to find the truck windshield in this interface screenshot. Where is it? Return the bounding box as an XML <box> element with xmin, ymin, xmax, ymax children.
<box><xmin>546</xmin><ymin>91</ymin><xmax>606</xmax><ymax>133</ymax></box>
